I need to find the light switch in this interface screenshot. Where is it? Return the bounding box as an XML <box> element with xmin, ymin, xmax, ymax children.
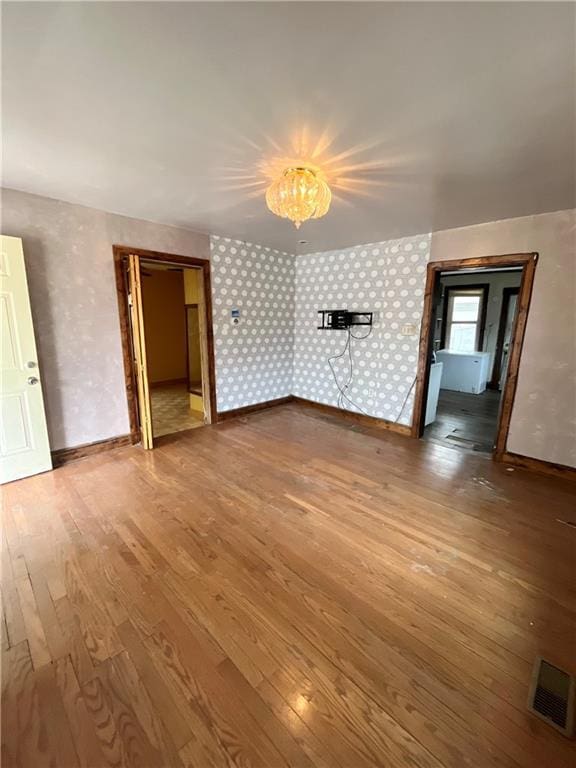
<box><xmin>401</xmin><ymin>323</ymin><xmax>417</xmax><ymax>336</ymax></box>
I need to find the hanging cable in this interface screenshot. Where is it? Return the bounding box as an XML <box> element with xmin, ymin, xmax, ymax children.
<box><xmin>327</xmin><ymin>327</ymin><xmax>372</xmax><ymax>415</ymax></box>
<box><xmin>394</xmin><ymin>376</ymin><xmax>417</xmax><ymax>423</ymax></box>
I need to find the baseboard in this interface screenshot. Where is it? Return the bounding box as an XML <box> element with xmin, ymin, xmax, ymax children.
<box><xmin>218</xmin><ymin>396</ymin><xmax>294</xmax><ymax>422</ymax></box>
<box><xmin>51</xmin><ymin>433</ymin><xmax>137</xmax><ymax>467</ymax></box>
<box><xmin>149</xmin><ymin>378</ymin><xmax>187</xmax><ymax>389</ymax></box>
<box><xmin>498</xmin><ymin>451</ymin><xmax>576</xmax><ymax>482</ymax></box>
<box><xmin>292</xmin><ymin>396</ymin><xmax>412</xmax><ymax>436</ymax></box>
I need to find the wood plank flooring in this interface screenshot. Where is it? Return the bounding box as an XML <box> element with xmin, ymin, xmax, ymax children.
<box><xmin>424</xmin><ymin>389</ymin><xmax>502</xmax><ymax>454</ymax></box>
<box><xmin>2</xmin><ymin>404</ymin><xmax>575</xmax><ymax>768</ymax></box>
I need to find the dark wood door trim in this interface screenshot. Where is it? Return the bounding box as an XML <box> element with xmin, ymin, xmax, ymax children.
<box><xmin>112</xmin><ymin>245</ymin><xmax>218</xmax><ymax>442</ymax></box>
<box><xmin>439</xmin><ymin>283</ymin><xmax>490</xmax><ymax>351</ymax></box>
<box><xmin>411</xmin><ymin>252</ymin><xmax>538</xmax><ymax>461</ymax></box>
<box><xmin>490</xmin><ymin>286</ymin><xmax>520</xmax><ymax>389</ymax></box>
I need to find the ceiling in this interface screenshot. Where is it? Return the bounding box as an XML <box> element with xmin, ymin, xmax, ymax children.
<box><xmin>2</xmin><ymin>2</ymin><xmax>575</xmax><ymax>253</ymax></box>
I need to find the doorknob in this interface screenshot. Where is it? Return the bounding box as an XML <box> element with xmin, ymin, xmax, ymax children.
<box><xmin>27</xmin><ymin>377</ymin><xmax>39</xmax><ymax>385</ymax></box>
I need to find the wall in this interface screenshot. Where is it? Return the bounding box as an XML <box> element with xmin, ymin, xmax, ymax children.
<box><xmin>141</xmin><ymin>270</ymin><xmax>186</xmax><ymax>384</ymax></box>
<box><xmin>430</xmin><ymin>209</ymin><xmax>576</xmax><ymax>467</ymax></box>
<box><xmin>1</xmin><ymin>188</ymin><xmax>209</xmax><ymax>450</ymax></box>
<box><xmin>3</xmin><ymin>187</ymin><xmax>573</xmax><ymax>467</ymax></box>
<box><xmin>184</xmin><ymin>269</ymin><xmax>202</xmax><ymax>383</ymax></box>
<box><xmin>293</xmin><ymin>234</ymin><xmax>431</xmax><ymax>426</ymax></box>
<box><xmin>434</xmin><ymin>270</ymin><xmax>523</xmax><ymax>379</ymax></box>
<box><xmin>210</xmin><ymin>236</ymin><xmax>294</xmax><ymax>412</ymax></box>
<box><xmin>293</xmin><ymin>209</ymin><xmax>575</xmax><ymax>467</ymax></box>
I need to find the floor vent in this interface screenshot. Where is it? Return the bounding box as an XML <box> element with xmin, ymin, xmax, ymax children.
<box><xmin>528</xmin><ymin>658</ymin><xmax>575</xmax><ymax>737</ymax></box>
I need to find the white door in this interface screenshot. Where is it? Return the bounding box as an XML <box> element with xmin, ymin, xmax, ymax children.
<box><xmin>0</xmin><ymin>236</ymin><xmax>52</xmax><ymax>483</ymax></box>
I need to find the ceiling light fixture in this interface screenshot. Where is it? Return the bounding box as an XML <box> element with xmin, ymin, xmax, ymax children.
<box><xmin>265</xmin><ymin>166</ymin><xmax>331</xmax><ymax>229</ymax></box>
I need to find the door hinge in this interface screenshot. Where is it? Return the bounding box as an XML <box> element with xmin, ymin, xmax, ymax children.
<box><xmin>128</xmin><ymin>293</ymin><xmax>133</xmax><ymax>307</ymax></box>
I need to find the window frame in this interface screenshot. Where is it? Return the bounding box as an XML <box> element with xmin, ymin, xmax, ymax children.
<box><xmin>440</xmin><ymin>283</ymin><xmax>490</xmax><ymax>353</ymax></box>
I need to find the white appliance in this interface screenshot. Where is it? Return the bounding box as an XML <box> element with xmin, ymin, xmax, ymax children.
<box><xmin>425</xmin><ymin>362</ymin><xmax>443</xmax><ymax>425</ymax></box>
<box><xmin>435</xmin><ymin>350</ymin><xmax>491</xmax><ymax>394</ymax></box>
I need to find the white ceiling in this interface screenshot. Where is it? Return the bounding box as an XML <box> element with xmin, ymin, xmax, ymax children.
<box><xmin>2</xmin><ymin>2</ymin><xmax>575</xmax><ymax>252</ymax></box>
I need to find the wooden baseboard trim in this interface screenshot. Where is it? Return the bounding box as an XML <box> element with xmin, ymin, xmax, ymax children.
<box><xmin>497</xmin><ymin>451</ymin><xmax>576</xmax><ymax>482</ymax></box>
<box><xmin>218</xmin><ymin>396</ymin><xmax>294</xmax><ymax>422</ymax></box>
<box><xmin>292</xmin><ymin>396</ymin><xmax>412</xmax><ymax>436</ymax></box>
<box><xmin>52</xmin><ymin>433</ymin><xmax>137</xmax><ymax>467</ymax></box>
<box><xmin>149</xmin><ymin>378</ymin><xmax>188</xmax><ymax>389</ymax></box>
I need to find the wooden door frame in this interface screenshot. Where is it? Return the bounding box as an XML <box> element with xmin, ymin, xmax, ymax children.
<box><xmin>490</xmin><ymin>286</ymin><xmax>520</xmax><ymax>389</ymax></box>
<box><xmin>411</xmin><ymin>252</ymin><xmax>538</xmax><ymax>459</ymax></box>
<box><xmin>112</xmin><ymin>245</ymin><xmax>218</xmax><ymax>443</ymax></box>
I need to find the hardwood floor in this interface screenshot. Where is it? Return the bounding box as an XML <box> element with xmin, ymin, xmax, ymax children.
<box><xmin>2</xmin><ymin>404</ymin><xmax>575</xmax><ymax>767</ymax></box>
<box><xmin>424</xmin><ymin>389</ymin><xmax>501</xmax><ymax>454</ymax></box>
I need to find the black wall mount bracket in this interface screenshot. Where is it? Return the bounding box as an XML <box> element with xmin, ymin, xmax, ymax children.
<box><xmin>317</xmin><ymin>309</ymin><xmax>373</xmax><ymax>330</ymax></box>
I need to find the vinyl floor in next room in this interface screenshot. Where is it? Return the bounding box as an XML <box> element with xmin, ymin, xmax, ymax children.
<box><xmin>150</xmin><ymin>382</ymin><xmax>204</xmax><ymax>438</ymax></box>
<box><xmin>2</xmin><ymin>404</ymin><xmax>575</xmax><ymax>768</ymax></box>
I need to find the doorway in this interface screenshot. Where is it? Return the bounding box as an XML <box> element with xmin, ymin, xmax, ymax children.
<box><xmin>113</xmin><ymin>246</ymin><xmax>217</xmax><ymax>449</ymax></box>
<box><xmin>412</xmin><ymin>253</ymin><xmax>538</xmax><ymax>458</ymax></box>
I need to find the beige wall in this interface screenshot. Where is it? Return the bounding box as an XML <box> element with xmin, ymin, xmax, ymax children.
<box><xmin>430</xmin><ymin>209</ymin><xmax>576</xmax><ymax>467</ymax></box>
<box><xmin>184</xmin><ymin>269</ymin><xmax>203</xmax><ymax>383</ymax></box>
<box><xmin>1</xmin><ymin>188</ymin><xmax>209</xmax><ymax>450</ymax></box>
<box><xmin>141</xmin><ymin>270</ymin><xmax>186</xmax><ymax>384</ymax></box>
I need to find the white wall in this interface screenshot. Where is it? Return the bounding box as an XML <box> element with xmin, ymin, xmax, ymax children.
<box><xmin>1</xmin><ymin>188</ymin><xmax>209</xmax><ymax>450</ymax></box>
<box><xmin>430</xmin><ymin>209</ymin><xmax>576</xmax><ymax>466</ymax></box>
<box><xmin>210</xmin><ymin>236</ymin><xmax>294</xmax><ymax>412</ymax></box>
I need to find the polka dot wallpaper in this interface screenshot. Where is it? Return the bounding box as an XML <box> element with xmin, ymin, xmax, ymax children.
<box><xmin>211</xmin><ymin>232</ymin><xmax>430</xmax><ymax>424</ymax></box>
<box><xmin>293</xmin><ymin>234</ymin><xmax>431</xmax><ymax>425</ymax></box>
<box><xmin>210</xmin><ymin>236</ymin><xmax>295</xmax><ymax>412</ymax></box>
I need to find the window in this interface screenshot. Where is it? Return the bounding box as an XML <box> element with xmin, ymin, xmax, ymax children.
<box><xmin>444</xmin><ymin>287</ymin><xmax>487</xmax><ymax>352</ymax></box>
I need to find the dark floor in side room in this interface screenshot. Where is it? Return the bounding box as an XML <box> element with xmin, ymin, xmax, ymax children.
<box><xmin>424</xmin><ymin>388</ymin><xmax>501</xmax><ymax>453</ymax></box>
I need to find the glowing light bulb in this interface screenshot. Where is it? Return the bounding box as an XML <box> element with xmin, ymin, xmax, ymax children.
<box><xmin>266</xmin><ymin>167</ymin><xmax>331</xmax><ymax>228</ymax></box>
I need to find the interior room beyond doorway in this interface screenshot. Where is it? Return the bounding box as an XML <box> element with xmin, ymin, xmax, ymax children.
<box><xmin>140</xmin><ymin>261</ymin><xmax>206</xmax><ymax>438</ymax></box>
<box><xmin>423</xmin><ymin>266</ymin><xmax>523</xmax><ymax>454</ymax></box>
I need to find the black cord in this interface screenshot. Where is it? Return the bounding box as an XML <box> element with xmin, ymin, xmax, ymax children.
<box><xmin>350</xmin><ymin>326</ymin><xmax>373</xmax><ymax>341</ymax></box>
<box><xmin>328</xmin><ymin>330</ymin><xmax>351</xmax><ymax>410</ymax></box>
<box><xmin>327</xmin><ymin>324</ymin><xmax>414</xmax><ymax>422</ymax></box>
<box><xmin>327</xmin><ymin>327</ymin><xmax>372</xmax><ymax>415</ymax></box>
<box><xmin>339</xmin><ymin>329</ymin><xmax>354</xmax><ymax>409</ymax></box>
<box><xmin>394</xmin><ymin>376</ymin><xmax>417</xmax><ymax>423</ymax></box>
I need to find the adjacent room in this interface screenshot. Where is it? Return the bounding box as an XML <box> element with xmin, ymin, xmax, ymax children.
<box><xmin>139</xmin><ymin>261</ymin><xmax>209</xmax><ymax>439</ymax></box>
<box><xmin>1</xmin><ymin>3</ymin><xmax>575</xmax><ymax>767</ymax></box>
<box><xmin>422</xmin><ymin>265</ymin><xmax>524</xmax><ymax>453</ymax></box>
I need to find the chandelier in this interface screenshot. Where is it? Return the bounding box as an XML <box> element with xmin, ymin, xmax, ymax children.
<box><xmin>265</xmin><ymin>166</ymin><xmax>331</xmax><ymax>229</ymax></box>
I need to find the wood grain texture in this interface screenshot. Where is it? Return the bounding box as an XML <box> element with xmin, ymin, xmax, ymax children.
<box><xmin>218</xmin><ymin>395</ymin><xmax>295</xmax><ymax>421</ymax></box>
<box><xmin>51</xmin><ymin>434</ymin><xmax>135</xmax><ymax>467</ymax></box>
<box><xmin>293</xmin><ymin>396</ymin><xmax>412</xmax><ymax>435</ymax></box>
<box><xmin>129</xmin><ymin>252</ymin><xmax>154</xmax><ymax>449</ymax></box>
<box><xmin>493</xmin><ymin>254</ymin><xmax>538</xmax><ymax>456</ymax></box>
<box><xmin>1</xmin><ymin>403</ymin><xmax>575</xmax><ymax>767</ymax></box>
<box><xmin>500</xmin><ymin>451</ymin><xmax>576</xmax><ymax>482</ymax></box>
